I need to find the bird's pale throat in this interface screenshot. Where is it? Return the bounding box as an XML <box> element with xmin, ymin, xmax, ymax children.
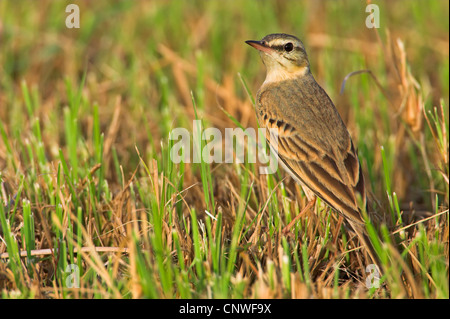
<box><xmin>263</xmin><ymin>64</ymin><xmax>309</xmax><ymax>84</ymax></box>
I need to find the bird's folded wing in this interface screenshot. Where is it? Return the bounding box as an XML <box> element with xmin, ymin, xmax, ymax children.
<box><xmin>266</xmin><ymin>125</ymin><xmax>364</xmax><ymax>222</ymax></box>
<box><xmin>257</xmin><ymin>76</ymin><xmax>367</xmax><ymax>224</ymax></box>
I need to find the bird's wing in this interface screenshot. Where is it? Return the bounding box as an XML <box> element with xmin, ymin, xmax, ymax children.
<box><xmin>257</xmin><ymin>76</ymin><xmax>366</xmax><ymax>224</ymax></box>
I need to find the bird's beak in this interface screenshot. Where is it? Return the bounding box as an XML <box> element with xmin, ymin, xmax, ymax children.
<box><xmin>245</xmin><ymin>40</ymin><xmax>274</xmax><ymax>54</ymax></box>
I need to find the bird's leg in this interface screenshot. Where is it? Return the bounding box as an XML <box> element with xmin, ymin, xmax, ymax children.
<box><xmin>282</xmin><ymin>197</ymin><xmax>316</xmax><ymax>235</ymax></box>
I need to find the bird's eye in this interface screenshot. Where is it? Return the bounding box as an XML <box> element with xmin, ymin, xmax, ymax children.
<box><xmin>284</xmin><ymin>42</ymin><xmax>294</xmax><ymax>52</ymax></box>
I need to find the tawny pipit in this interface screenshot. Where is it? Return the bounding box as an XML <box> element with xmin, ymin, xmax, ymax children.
<box><xmin>246</xmin><ymin>33</ymin><xmax>379</xmax><ymax>266</ymax></box>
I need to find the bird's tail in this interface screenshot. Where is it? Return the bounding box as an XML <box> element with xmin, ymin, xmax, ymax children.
<box><xmin>348</xmin><ymin>220</ymin><xmax>383</xmax><ymax>274</ymax></box>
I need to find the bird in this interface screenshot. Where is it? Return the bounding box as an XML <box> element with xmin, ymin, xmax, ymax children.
<box><xmin>246</xmin><ymin>33</ymin><xmax>381</xmax><ymax>268</ymax></box>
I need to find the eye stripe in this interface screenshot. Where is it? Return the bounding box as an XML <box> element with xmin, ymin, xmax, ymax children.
<box><xmin>269</xmin><ymin>44</ymin><xmax>304</xmax><ymax>53</ymax></box>
<box><xmin>270</xmin><ymin>45</ymin><xmax>286</xmax><ymax>51</ymax></box>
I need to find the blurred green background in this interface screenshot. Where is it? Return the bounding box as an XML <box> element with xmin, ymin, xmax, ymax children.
<box><xmin>1</xmin><ymin>0</ymin><xmax>447</xmax><ymax>204</ymax></box>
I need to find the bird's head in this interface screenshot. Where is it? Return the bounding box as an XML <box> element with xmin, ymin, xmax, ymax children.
<box><xmin>246</xmin><ymin>33</ymin><xmax>310</xmax><ymax>83</ymax></box>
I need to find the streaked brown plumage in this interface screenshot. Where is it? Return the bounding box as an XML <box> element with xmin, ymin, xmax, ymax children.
<box><xmin>246</xmin><ymin>33</ymin><xmax>380</xmax><ymax>268</ymax></box>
